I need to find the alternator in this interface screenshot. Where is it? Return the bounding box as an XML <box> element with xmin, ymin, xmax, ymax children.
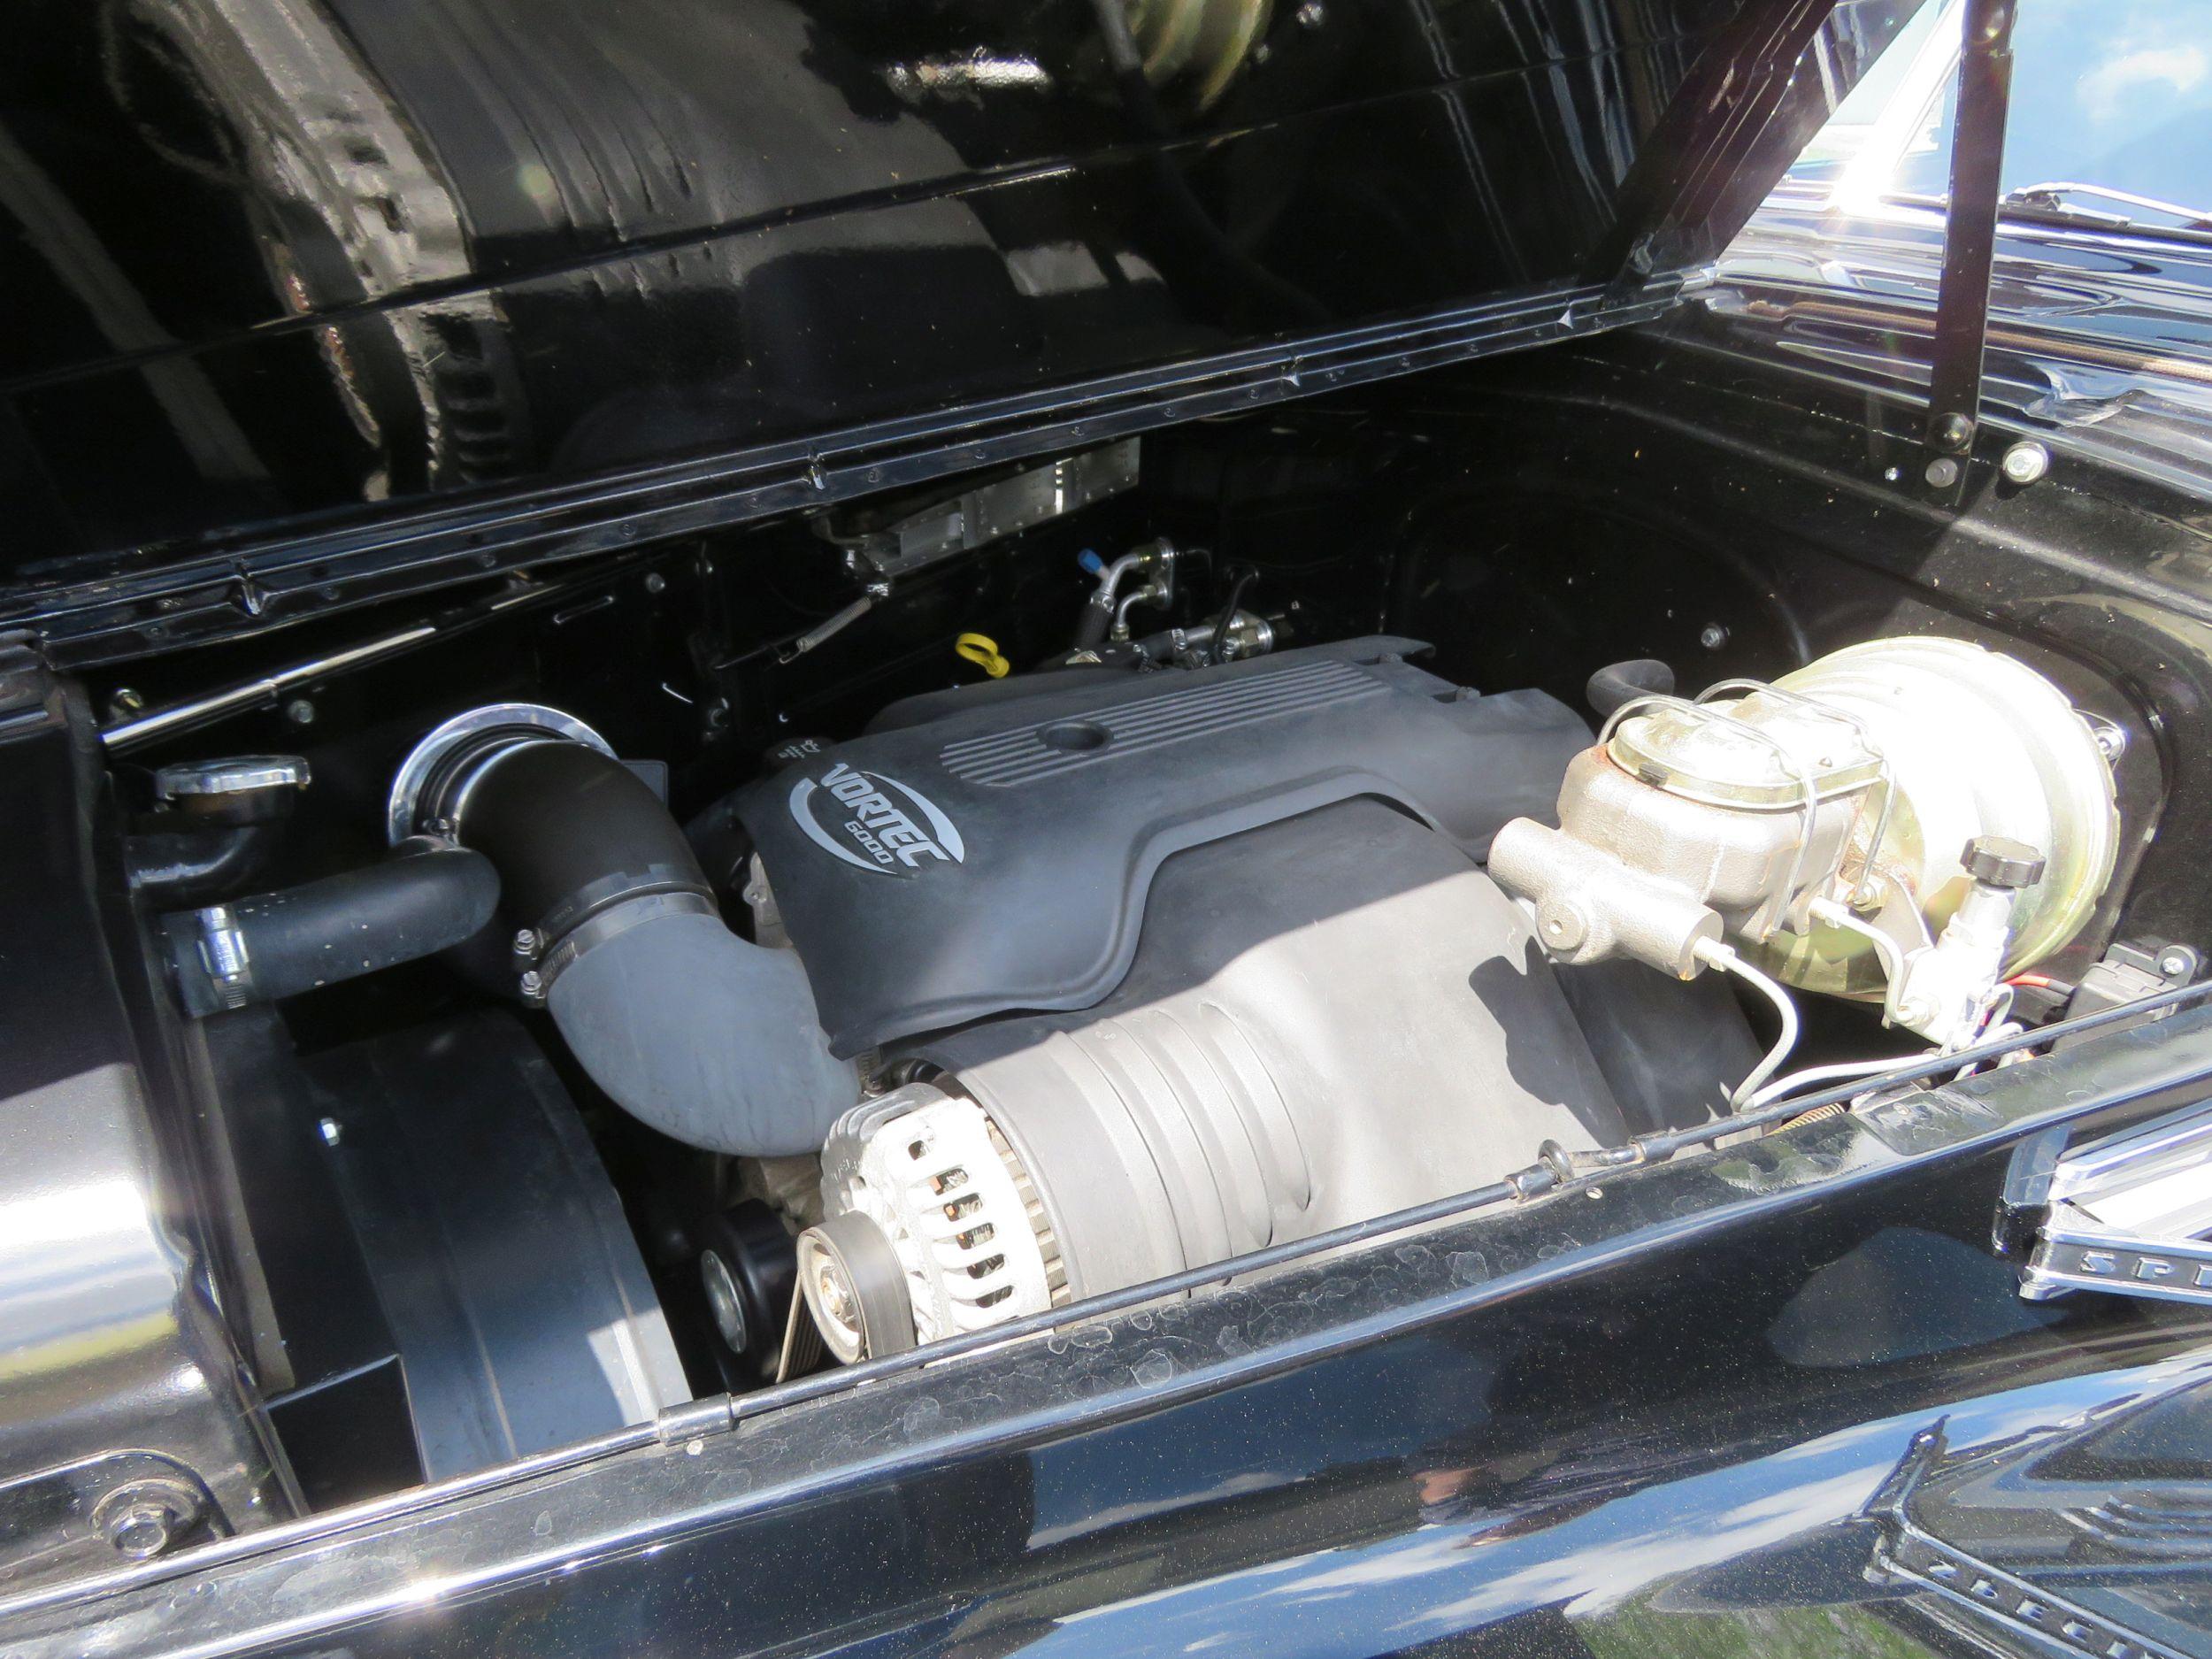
<box><xmin>795</xmin><ymin>1084</ymin><xmax>1067</xmax><ymax>1363</ymax></box>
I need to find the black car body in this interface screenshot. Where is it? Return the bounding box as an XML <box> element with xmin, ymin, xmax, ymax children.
<box><xmin>5</xmin><ymin>2</ymin><xmax>2212</xmax><ymax>1656</ymax></box>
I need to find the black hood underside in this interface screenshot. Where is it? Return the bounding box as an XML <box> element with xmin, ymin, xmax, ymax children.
<box><xmin>0</xmin><ymin>0</ymin><xmax>1918</xmax><ymax>661</ymax></box>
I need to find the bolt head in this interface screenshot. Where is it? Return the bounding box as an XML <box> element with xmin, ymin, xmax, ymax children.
<box><xmin>2001</xmin><ymin>441</ymin><xmax>2051</xmax><ymax>486</ymax></box>
<box><xmin>643</xmin><ymin>572</ymin><xmax>667</xmax><ymax>595</ymax></box>
<box><xmin>1295</xmin><ymin>0</ymin><xmax>1325</xmax><ymax>25</ymax></box>
<box><xmin>518</xmin><ymin>969</ymin><xmax>545</xmax><ymax>999</ymax></box>
<box><xmin>1935</xmin><ymin>412</ymin><xmax>1974</xmax><ymax>450</ymax></box>
<box><xmin>2157</xmin><ymin>946</ymin><xmax>2200</xmax><ymax>982</ymax></box>
<box><xmin>284</xmin><ymin>697</ymin><xmax>316</xmax><ymax>726</ymax></box>
<box><xmin>1924</xmin><ymin>457</ymin><xmax>1962</xmax><ymax>490</ymax></box>
<box><xmin>106</xmin><ymin>1506</ymin><xmax>174</xmax><ymax>1560</ymax></box>
<box><xmin>815</xmin><ymin>1261</ymin><xmax>857</xmax><ymax>1330</ymax></box>
<box><xmin>96</xmin><ymin>1485</ymin><xmax>196</xmax><ymax>1561</ymax></box>
<box><xmin>1699</xmin><ymin>622</ymin><xmax>1730</xmax><ymax>651</ymax></box>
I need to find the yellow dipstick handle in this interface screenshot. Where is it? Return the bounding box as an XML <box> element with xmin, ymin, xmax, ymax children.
<box><xmin>956</xmin><ymin>633</ymin><xmax>1011</xmax><ymax>679</ymax></box>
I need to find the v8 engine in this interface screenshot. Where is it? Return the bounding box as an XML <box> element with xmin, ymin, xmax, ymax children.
<box><xmin>380</xmin><ymin>638</ymin><xmax>1769</xmax><ymax>1361</ymax></box>
<box><xmin>29</xmin><ymin>576</ymin><xmax>2116</xmax><ymax>1594</ymax></box>
<box><xmin>339</xmin><ymin>628</ymin><xmax>2129</xmax><ymax>1368</ymax></box>
<box><xmin>726</xmin><ymin>640</ymin><xmax>1771</xmax><ymax>1357</ymax></box>
<box><xmin>741</xmin><ymin>639</ymin><xmax>1674</xmax><ymax>1358</ymax></box>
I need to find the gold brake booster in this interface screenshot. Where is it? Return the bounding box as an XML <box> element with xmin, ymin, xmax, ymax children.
<box><xmin>1489</xmin><ymin>638</ymin><xmax>2122</xmax><ymax>1049</ymax></box>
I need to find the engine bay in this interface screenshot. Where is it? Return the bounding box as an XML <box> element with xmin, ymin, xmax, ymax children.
<box><xmin>12</xmin><ymin>365</ymin><xmax>2192</xmax><ymax>1574</ymax></box>
<box><xmin>18</xmin><ymin>0</ymin><xmax>2212</xmax><ymax>1637</ymax></box>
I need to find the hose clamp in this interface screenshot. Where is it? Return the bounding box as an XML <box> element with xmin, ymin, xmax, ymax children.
<box><xmin>534</xmin><ymin>890</ymin><xmax>719</xmax><ymax>996</ymax></box>
<box><xmin>191</xmin><ymin>906</ymin><xmax>255</xmax><ymax>1010</ymax></box>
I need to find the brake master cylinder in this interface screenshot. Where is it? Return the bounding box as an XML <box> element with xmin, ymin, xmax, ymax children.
<box><xmin>1489</xmin><ymin>638</ymin><xmax>2121</xmax><ymax>1048</ymax></box>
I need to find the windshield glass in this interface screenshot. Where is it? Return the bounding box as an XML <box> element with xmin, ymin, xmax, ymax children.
<box><xmin>1809</xmin><ymin>0</ymin><xmax>2212</xmax><ymax>221</ymax></box>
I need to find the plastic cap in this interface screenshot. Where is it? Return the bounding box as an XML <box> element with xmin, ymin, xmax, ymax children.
<box><xmin>1963</xmin><ymin>835</ymin><xmax>2047</xmax><ymax>889</ymax></box>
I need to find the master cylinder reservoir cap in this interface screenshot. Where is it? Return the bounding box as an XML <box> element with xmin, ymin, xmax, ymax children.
<box><xmin>1965</xmin><ymin>834</ymin><xmax>2047</xmax><ymax>890</ymax></box>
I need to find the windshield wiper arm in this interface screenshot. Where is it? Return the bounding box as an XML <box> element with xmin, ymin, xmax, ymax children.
<box><xmin>2001</xmin><ymin>180</ymin><xmax>2212</xmax><ymax>233</ymax></box>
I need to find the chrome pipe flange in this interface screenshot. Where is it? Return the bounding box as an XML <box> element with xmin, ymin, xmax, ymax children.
<box><xmin>385</xmin><ymin>703</ymin><xmax>611</xmax><ymax>844</ymax></box>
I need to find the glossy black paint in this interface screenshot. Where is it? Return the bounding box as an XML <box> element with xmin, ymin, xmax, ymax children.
<box><xmin>12</xmin><ymin>371</ymin><xmax>2212</xmax><ymax>1645</ymax></box>
<box><xmin>76</xmin><ymin>321</ymin><xmax>2212</xmax><ymax>976</ymax></box>
<box><xmin>8</xmin><ymin>996</ymin><xmax>2212</xmax><ymax>1658</ymax></box>
<box><xmin>0</xmin><ymin>0</ymin><xmax>1916</xmax><ymax>659</ymax></box>
<box><xmin>2</xmin><ymin>328</ymin><xmax>2208</xmax><ymax>1654</ymax></box>
<box><xmin>0</xmin><ymin>646</ymin><xmax>293</xmax><ymax>1578</ymax></box>
<box><xmin>5</xmin><ymin>5</ymin><xmax>2210</xmax><ymax>1645</ymax></box>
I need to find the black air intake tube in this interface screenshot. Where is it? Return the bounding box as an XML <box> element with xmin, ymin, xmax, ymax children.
<box><xmin>428</xmin><ymin>733</ymin><xmax>856</xmax><ymax>1156</ymax></box>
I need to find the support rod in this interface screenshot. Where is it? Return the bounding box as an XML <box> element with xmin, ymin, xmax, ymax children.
<box><xmin>1920</xmin><ymin>0</ymin><xmax>2017</xmax><ymax>503</ymax></box>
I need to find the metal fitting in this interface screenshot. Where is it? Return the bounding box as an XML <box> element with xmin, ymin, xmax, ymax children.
<box><xmin>93</xmin><ymin>1482</ymin><xmax>200</xmax><ymax>1562</ymax></box>
<box><xmin>153</xmin><ymin>755</ymin><xmax>310</xmax><ymax>802</ymax></box>
<box><xmin>191</xmin><ymin>906</ymin><xmax>254</xmax><ymax>1010</ymax></box>
<box><xmin>2085</xmin><ymin>714</ymin><xmax>2128</xmax><ymax>762</ymax></box>
<box><xmin>2001</xmin><ymin>440</ymin><xmax>2051</xmax><ymax>486</ymax></box>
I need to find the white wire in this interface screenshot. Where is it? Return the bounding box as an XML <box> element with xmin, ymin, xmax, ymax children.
<box><xmin>1694</xmin><ymin>940</ymin><xmax>1802</xmax><ymax>1110</ymax></box>
<box><xmin>1747</xmin><ymin>1057</ymin><xmax>1913</xmax><ymax>1110</ymax></box>
<box><xmin>1740</xmin><ymin>994</ymin><xmax>2030</xmax><ymax>1114</ymax></box>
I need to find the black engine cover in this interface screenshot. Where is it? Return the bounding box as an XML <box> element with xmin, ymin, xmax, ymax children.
<box><xmin>732</xmin><ymin>638</ymin><xmax>1589</xmax><ymax>1055</ymax></box>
